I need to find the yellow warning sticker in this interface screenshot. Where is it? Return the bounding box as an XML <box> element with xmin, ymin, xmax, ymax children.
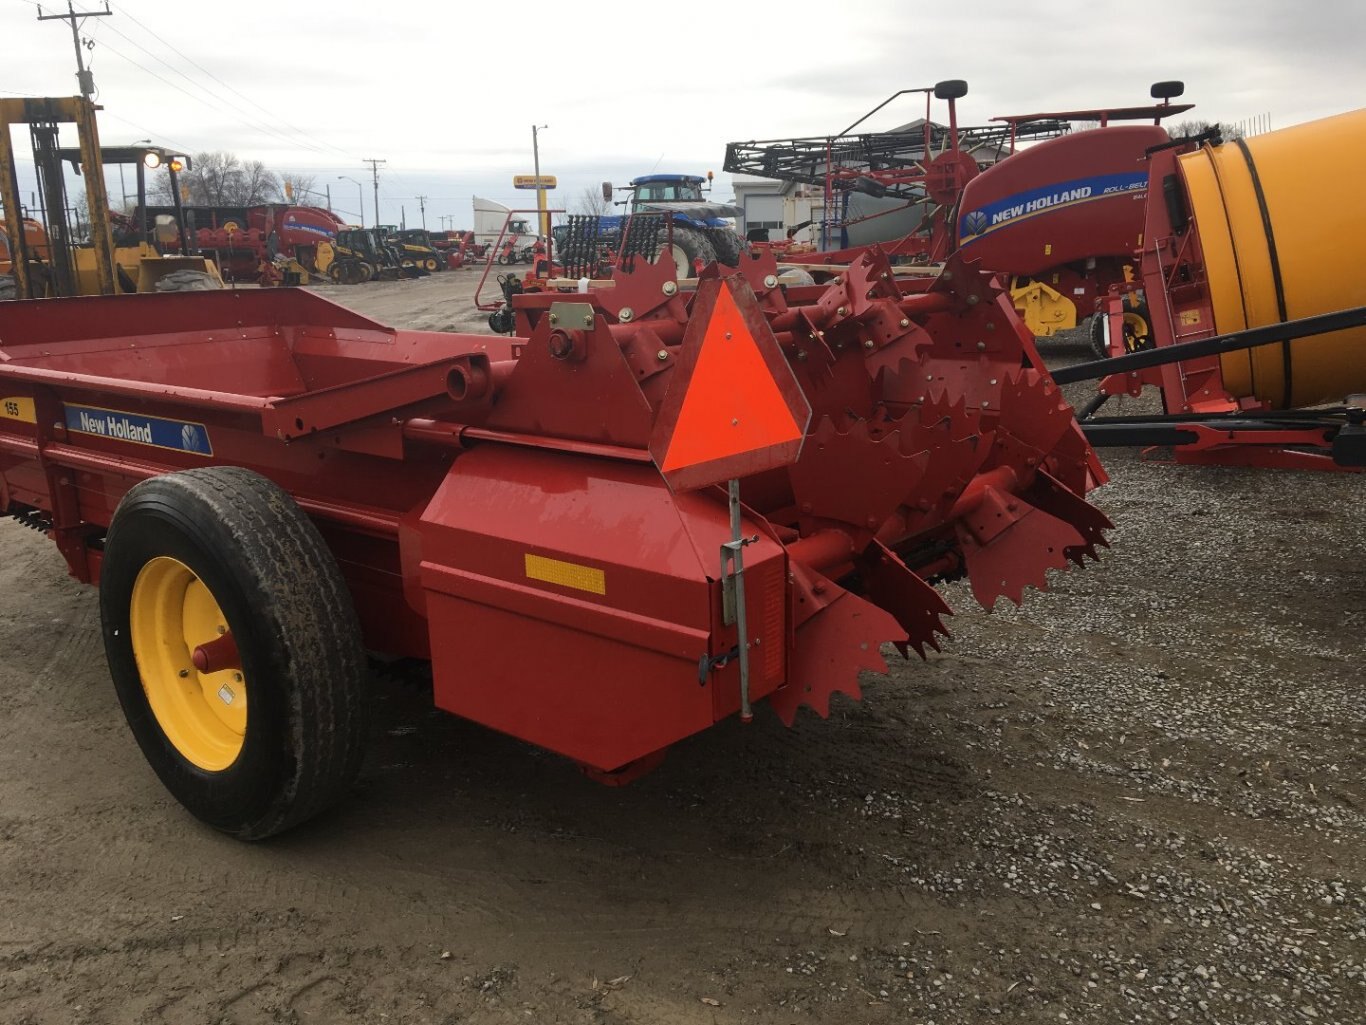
<box><xmin>0</xmin><ymin>396</ymin><xmax>36</xmax><ymax>423</ymax></box>
<box><xmin>1179</xmin><ymin>310</ymin><xmax>1202</xmax><ymax>326</ymax></box>
<box><xmin>524</xmin><ymin>553</ymin><xmax>606</xmax><ymax>595</ymax></box>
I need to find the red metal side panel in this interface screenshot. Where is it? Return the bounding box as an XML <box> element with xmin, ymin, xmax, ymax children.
<box><xmin>414</xmin><ymin>445</ymin><xmax>787</xmax><ymax>770</ymax></box>
<box><xmin>956</xmin><ymin>125</ymin><xmax>1167</xmax><ymax>275</ymax></box>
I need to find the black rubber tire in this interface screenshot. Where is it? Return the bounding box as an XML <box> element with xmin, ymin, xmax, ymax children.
<box><xmin>154</xmin><ymin>269</ymin><xmax>220</xmax><ymax>292</ymax></box>
<box><xmin>664</xmin><ymin>225</ymin><xmax>717</xmax><ymax>277</ymax></box>
<box><xmin>709</xmin><ymin>228</ymin><xmax>750</xmax><ymax>267</ymax></box>
<box><xmin>1088</xmin><ymin>313</ymin><xmax>1109</xmax><ymax>360</ymax></box>
<box><xmin>100</xmin><ymin>467</ymin><xmax>368</xmax><ymax>840</ymax></box>
<box><xmin>0</xmin><ymin>274</ymin><xmax>15</xmax><ymax>301</ymax></box>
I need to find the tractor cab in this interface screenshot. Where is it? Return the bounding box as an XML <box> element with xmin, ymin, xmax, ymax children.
<box><xmin>631</xmin><ymin>175</ymin><xmax>708</xmax><ymax>204</ymax></box>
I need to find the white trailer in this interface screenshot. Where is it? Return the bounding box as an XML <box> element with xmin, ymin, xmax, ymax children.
<box><xmin>472</xmin><ymin>197</ymin><xmax>536</xmax><ymax>258</ymax></box>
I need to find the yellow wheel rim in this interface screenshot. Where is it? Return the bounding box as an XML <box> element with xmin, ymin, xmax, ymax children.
<box><xmin>1122</xmin><ymin>311</ymin><xmax>1151</xmax><ymax>353</ymax></box>
<box><xmin>130</xmin><ymin>557</ymin><xmax>247</xmax><ymax>771</ymax></box>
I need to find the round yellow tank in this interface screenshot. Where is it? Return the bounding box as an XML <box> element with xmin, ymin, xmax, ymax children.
<box><xmin>1177</xmin><ymin>109</ymin><xmax>1366</xmax><ymax>408</ymax></box>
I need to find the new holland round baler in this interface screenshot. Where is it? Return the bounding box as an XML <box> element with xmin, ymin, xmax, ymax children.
<box><xmin>1067</xmin><ymin>108</ymin><xmax>1366</xmax><ymax>469</ymax></box>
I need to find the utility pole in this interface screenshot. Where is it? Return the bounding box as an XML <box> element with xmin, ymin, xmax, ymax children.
<box><xmin>417</xmin><ymin>195</ymin><xmax>428</xmax><ymax>230</ymax></box>
<box><xmin>363</xmin><ymin>158</ymin><xmax>385</xmax><ymax>229</ymax></box>
<box><xmin>37</xmin><ymin>1</ymin><xmax>111</xmax><ymax>99</ymax></box>
<box><xmin>532</xmin><ymin>124</ymin><xmax>549</xmax><ymax>237</ymax></box>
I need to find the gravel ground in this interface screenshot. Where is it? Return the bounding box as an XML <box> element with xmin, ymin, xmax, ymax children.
<box><xmin>0</xmin><ymin>272</ymin><xmax>1361</xmax><ymax>1024</ymax></box>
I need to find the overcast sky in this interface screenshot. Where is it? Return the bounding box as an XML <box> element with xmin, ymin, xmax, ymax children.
<box><xmin>3</xmin><ymin>0</ymin><xmax>1363</xmax><ymax>229</ymax></box>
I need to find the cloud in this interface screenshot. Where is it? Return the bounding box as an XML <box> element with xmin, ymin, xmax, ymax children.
<box><xmin>3</xmin><ymin>0</ymin><xmax>1361</xmax><ymax>229</ymax></box>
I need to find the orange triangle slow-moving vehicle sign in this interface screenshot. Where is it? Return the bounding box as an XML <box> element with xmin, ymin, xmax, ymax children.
<box><xmin>650</xmin><ymin>274</ymin><xmax>811</xmax><ymax>491</ymax></box>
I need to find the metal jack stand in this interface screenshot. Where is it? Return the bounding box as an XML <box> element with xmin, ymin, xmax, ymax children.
<box><xmin>720</xmin><ymin>478</ymin><xmax>759</xmax><ymax>722</ymax></box>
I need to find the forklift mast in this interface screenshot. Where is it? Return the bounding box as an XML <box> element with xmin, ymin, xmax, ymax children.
<box><xmin>0</xmin><ymin>96</ymin><xmax>117</xmax><ymax>297</ymax></box>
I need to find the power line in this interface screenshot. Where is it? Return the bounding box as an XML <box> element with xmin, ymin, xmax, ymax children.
<box><xmin>91</xmin><ymin>20</ymin><xmax>334</xmax><ymax>157</ymax></box>
<box><xmin>26</xmin><ymin>0</ymin><xmax>354</xmax><ymax>161</ymax></box>
<box><xmin>111</xmin><ymin>3</ymin><xmax>355</xmax><ymax>160</ymax></box>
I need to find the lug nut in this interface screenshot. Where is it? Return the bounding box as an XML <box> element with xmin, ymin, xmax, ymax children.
<box><xmin>656</xmin><ymin>349</ymin><xmax>669</xmax><ymax>361</ymax></box>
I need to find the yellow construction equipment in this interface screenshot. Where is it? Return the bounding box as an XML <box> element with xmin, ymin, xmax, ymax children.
<box><xmin>0</xmin><ymin>96</ymin><xmax>221</xmax><ymax>299</ymax></box>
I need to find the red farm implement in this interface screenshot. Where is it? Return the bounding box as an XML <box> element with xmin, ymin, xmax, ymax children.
<box><xmin>0</xmin><ymin>247</ymin><xmax>1109</xmax><ymax>838</ymax></box>
<box><xmin>726</xmin><ymin>81</ymin><xmax>1195</xmax><ymax>343</ymax></box>
<box><xmin>1057</xmin><ymin>110</ymin><xmax>1366</xmax><ymax>471</ymax></box>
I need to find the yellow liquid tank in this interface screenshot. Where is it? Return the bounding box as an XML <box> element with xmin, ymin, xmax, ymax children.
<box><xmin>1177</xmin><ymin>109</ymin><xmax>1366</xmax><ymax>408</ymax></box>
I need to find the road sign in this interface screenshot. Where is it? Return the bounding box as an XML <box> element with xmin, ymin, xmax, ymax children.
<box><xmin>513</xmin><ymin>174</ymin><xmax>557</xmax><ymax>189</ymax></box>
<box><xmin>650</xmin><ymin>275</ymin><xmax>811</xmax><ymax>491</ymax></box>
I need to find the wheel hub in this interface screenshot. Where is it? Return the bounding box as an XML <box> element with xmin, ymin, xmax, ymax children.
<box><xmin>129</xmin><ymin>556</ymin><xmax>246</xmax><ymax>771</ymax></box>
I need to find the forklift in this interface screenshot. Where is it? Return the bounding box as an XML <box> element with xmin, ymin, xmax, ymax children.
<box><xmin>0</xmin><ymin>96</ymin><xmax>221</xmax><ymax>299</ymax></box>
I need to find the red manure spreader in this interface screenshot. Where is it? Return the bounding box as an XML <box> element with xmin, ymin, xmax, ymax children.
<box><xmin>0</xmin><ymin>248</ymin><xmax>1108</xmax><ymax>838</ymax></box>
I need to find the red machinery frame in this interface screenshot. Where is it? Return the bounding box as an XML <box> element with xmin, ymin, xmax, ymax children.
<box><xmin>0</xmin><ymin>247</ymin><xmax>1110</xmax><ymax>788</ymax></box>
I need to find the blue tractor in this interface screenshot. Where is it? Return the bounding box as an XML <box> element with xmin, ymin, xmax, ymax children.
<box><xmin>601</xmin><ymin>172</ymin><xmax>748</xmax><ymax>275</ymax></box>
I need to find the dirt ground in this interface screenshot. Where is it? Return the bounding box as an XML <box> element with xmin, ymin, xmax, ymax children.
<box><xmin>1</xmin><ymin>269</ymin><xmax>1362</xmax><ymax>1025</ymax></box>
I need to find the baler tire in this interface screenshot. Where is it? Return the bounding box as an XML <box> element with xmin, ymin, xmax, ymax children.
<box><xmin>100</xmin><ymin>467</ymin><xmax>368</xmax><ymax>840</ymax></box>
<box><xmin>1088</xmin><ymin>313</ymin><xmax>1110</xmax><ymax>360</ymax></box>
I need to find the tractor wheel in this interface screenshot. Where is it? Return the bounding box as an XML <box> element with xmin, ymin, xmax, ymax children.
<box><xmin>662</xmin><ymin>225</ymin><xmax>717</xmax><ymax>278</ymax></box>
<box><xmin>424</xmin><ymin>257</ymin><xmax>439</xmax><ymax>272</ymax></box>
<box><xmin>709</xmin><ymin>228</ymin><xmax>751</xmax><ymax>268</ymax></box>
<box><xmin>0</xmin><ymin>274</ymin><xmax>15</xmax><ymax>301</ymax></box>
<box><xmin>99</xmin><ymin>467</ymin><xmax>368</xmax><ymax>840</ymax></box>
<box><xmin>154</xmin><ymin>269</ymin><xmax>220</xmax><ymax>292</ymax></box>
<box><xmin>1088</xmin><ymin>313</ymin><xmax>1110</xmax><ymax>360</ymax></box>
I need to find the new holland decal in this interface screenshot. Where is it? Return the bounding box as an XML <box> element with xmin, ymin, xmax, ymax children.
<box><xmin>63</xmin><ymin>404</ymin><xmax>214</xmax><ymax>456</ymax></box>
<box><xmin>959</xmin><ymin>171</ymin><xmax>1148</xmax><ymax>245</ymax></box>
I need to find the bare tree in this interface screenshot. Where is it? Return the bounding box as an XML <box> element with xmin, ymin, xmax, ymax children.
<box><xmin>282</xmin><ymin>172</ymin><xmax>324</xmax><ymax>206</ymax></box>
<box><xmin>148</xmin><ymin>151</ymin><xmax>284</xmax><ymax>206</ymax></box>
<box><xmin>572</xmin><ymin>185</ymin><xmax>612</xmax><ymax>218</ymax></box>
<box><xmin>238</xmin><ymin>160</ymin><xmax>282</xmax><ymax>205</ymax></box>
